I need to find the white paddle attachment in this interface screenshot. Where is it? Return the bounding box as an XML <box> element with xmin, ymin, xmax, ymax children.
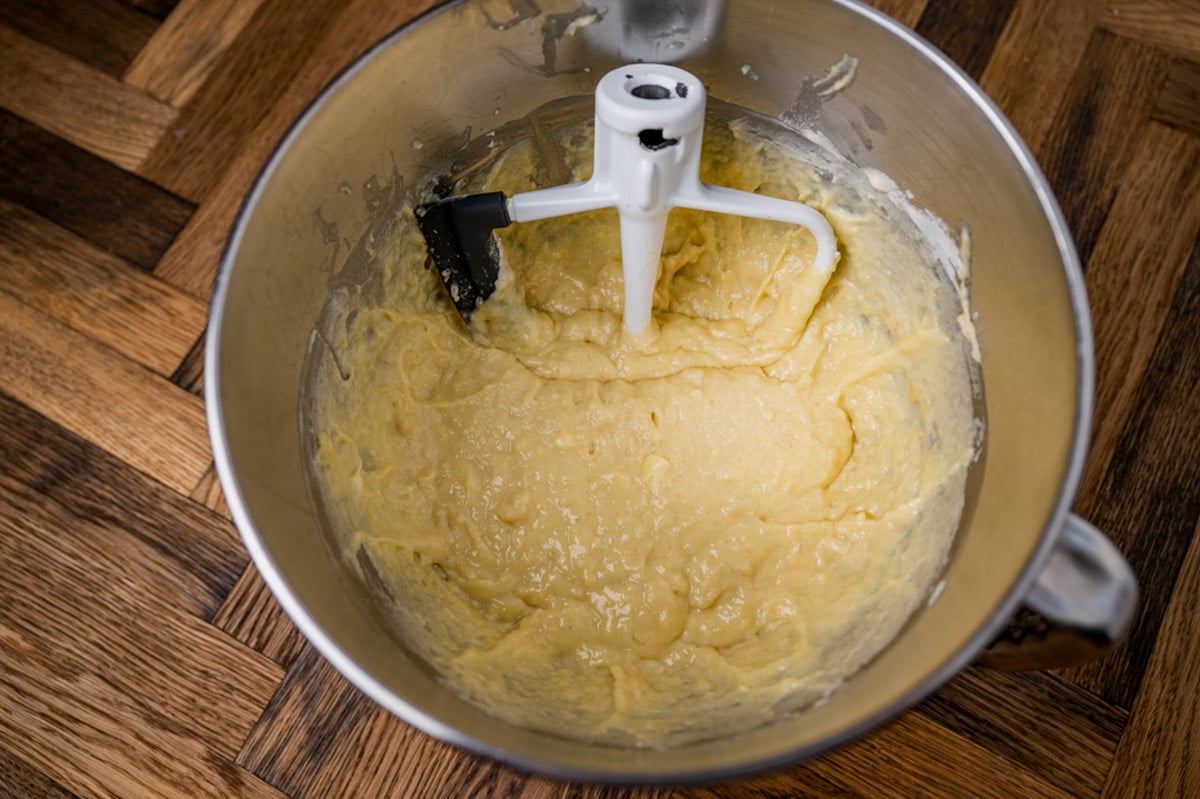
<box><xmin>505</xmin><ymin>63</ymin><xmax>837</xmax><ymax>334</ymax></box>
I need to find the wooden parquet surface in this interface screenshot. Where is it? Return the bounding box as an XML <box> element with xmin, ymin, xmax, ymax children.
<box><xmin>1</xmin><ymin>0</ymin><xmax>1198</xmax><ymax>796</ymax></box>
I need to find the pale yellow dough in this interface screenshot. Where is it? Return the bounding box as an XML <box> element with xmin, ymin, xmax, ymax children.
<box><xmin>309</xmin><ymin>119</ymin><xmax>978</xmax><ymax>746</ymax></box>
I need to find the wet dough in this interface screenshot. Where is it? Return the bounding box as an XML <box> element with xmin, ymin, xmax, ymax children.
<box><xmin>309</xmin><ymin>120</ymin><xmax>978</xmax><ymax>746</ymax></box>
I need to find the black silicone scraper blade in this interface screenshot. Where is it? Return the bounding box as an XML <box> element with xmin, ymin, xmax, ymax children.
<box><xmin>415</xmin><ymin>191</ymin><xmax>512</xmax><ymax>319</ymax></box>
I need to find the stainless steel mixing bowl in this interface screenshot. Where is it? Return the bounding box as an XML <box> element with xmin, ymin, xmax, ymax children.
<box><xmin>208</xmin><ymin>0</ymin><xmax>1136</xmax><ymax>782</ymax></box>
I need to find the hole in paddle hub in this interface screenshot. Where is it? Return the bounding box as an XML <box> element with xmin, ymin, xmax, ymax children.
<box><xmin>638</xmin><ymin>128</ymin><xmax>680</xmax><ymax>151</ymax></box>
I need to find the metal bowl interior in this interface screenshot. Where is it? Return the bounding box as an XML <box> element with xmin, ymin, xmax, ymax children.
<box><xmin>208</xmin><ymin>0</ymin><xmax>1090</xmax><ymax>782</ymax></box>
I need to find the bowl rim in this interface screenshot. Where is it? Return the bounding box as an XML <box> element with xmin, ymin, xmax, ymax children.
<box><xmin>206</xmin><ymin>0</ymin><xmax>1095</xmax><ymax>783</ymax></box>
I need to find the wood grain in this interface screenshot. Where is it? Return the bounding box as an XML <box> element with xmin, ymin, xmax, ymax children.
<box><xmin>0</xmin><ymin>293</ymin><xmax>210</xmax><ymax>494</ymax></box>
<box><xmin>124</xmin><ymin>0</ymin><xmax>268</xmax><ymax>107</ymax></box>
<box><xmin>1102</xmin><ymin>0</ymin><xmax>1200</xmax><ymax>57</ymax></box>
<box><xmin>1152</xmin><ymin>56</ymin><xmax>1200</xmax><ymax>136</ymax></box>
<box><xmin>0</xmin><ymin>0</ymin><xmax>158</xmax><ymax>78</ymax></box>
<box><xmin>151</xmin><ymin>0</ymin><xmax>440</xmax><ymax>298</ymax></box>
<box><xmin>1038</xmin><ymin>28</ymin><xmax>1171</xmax><ymax>265</ymax></box>
<box><xmin>0</xmin><ymin>393</ymin><xmax>242</xmax><ymax>622</ymax></box>
<box><xmin>1074</xmin><ymin>122</ymin><xmax>1200</xmax><ymax>518</ymax></box>
<box><xmin>0</xmin><ymin>110</ymin><xmax>195</xmax><ymax>272</ymax></box>
<box><xmin>980</xmin><ymin>0</ymin><xmax>1098</xmax><ymax>154</ymax></box>
<box><xmin>119</xmin><ymin>0</ymin><xmax>180</xmax><ymax>21</ymax></box>
<box><xmin>915</xmin><ymin>667</ymin><xmax>1126</xmax><ymax>796</ymax></box>
<box><xmin>863</xmin><ymin>0</ymin><xmax>927</xmax><ymax>29</ymax></box>
<box><xmin>1102</xmin><ymin>519</ymin><xmax>1200</xmax><ymax>797</ymax></box>
<box><xmin>0</xmin><ymin>200</ymin><xmax>207</xmax><ymax>377</ymax></box>
<box><xmin>0</xmin><ymin>0</ymin><xmax>1198</xmax><ymax>795</ymax></box>
<box><xmin>0</xmin><ymin>27</ymin><xmax>177</xmax><ymax>172</ymax></box>
<box><xmin>0</xmin><ymin>395</ymin><xmax>285</xmax><ymax>799</ymax></box>
<box><xmin>680</xmin><ymin>712</ymin><xmax>1075</xmax><ymax>799</ymax></box>
<box><xmin>1068</xmin><ymin>233</ymin><xmax>1200</xmax><ymax>711</ymax></box>
<box><xmin>238</xmin><ymin>646</ymin><xmax>674</xmax><ymax>799</ymax></box>
<box><xmin>136</xmin><ymin>0</ymin><xmax>349</xmax><ymax>201</ymax></box>
<box><xmin>914</xmin><ymin>0</ymin><xmax>1018</xmax><ymax>82</ymax></box>
<box><xmin>170</xmin><ymin>327</ymin><xmax>208</xmax><ymax>395</ymax></box>
<box><xmin>0</xmin><ymin>748</ymin><xmax>79</xmax><ymax>799</ymax></box>
<box><xmin>212</xmin><ymin>564</ymin><xmax>307</xmax><ymax>668</ymax></box>
<box><xmin>189</xmin><ymin>463</ymin><xmax>230</xmax><ymax>516</ymax></box>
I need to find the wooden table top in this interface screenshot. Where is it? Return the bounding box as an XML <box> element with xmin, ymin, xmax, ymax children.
<box><xmin>2</xmin><ymin>0</ymin><xmax>1198</xmax><ymax>796</ymax></box>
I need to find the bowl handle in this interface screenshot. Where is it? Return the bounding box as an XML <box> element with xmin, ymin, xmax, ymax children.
<box><xmin>976</xmin><ymin>515</ymin><xmax>1138</xmax><ymax>670</ymax></box>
